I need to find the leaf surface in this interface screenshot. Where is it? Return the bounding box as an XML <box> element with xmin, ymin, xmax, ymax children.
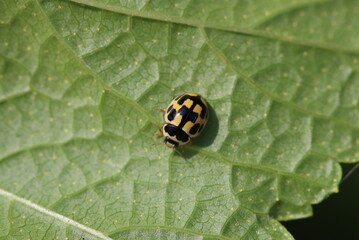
<box><xmin>1</xmin><ymin>0</ymin><xmax>358</xmax><ymax>239</ymax></box>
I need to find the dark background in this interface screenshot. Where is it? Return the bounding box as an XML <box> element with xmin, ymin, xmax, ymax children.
<box><xmin>283</xmin><ymin>164</ymin><xmax>359</xmax><ymax>240</ymax></box>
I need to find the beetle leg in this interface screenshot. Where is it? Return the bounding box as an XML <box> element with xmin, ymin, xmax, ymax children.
<box><xmin>154</xmin><ymin>131</ymin><xmax>163</xmax><ymax>137</ymax></box>
<box><xmin>154</xmin><ymin>126</ymin><xmax>163</xmax><ymax>136</ymax></box>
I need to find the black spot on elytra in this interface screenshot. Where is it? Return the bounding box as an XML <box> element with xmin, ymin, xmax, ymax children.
<box><xmin>190</xmin><ymin>123</ymin><xmax>200</xmax><ymax>135</ymax></box>
<box><xmin>176</xmin><ymin>129</ymin><xmax>189</xmax><ymax>142</ymax></box>
<box><xmin>187</xmin><ymin>111</ymin><xmax>198</xmax><ymax>123</ymax></box>
<box><xmin>167</xmin><ymin>109</ymin><xmax>176</xmax><ymax>121</ymax></box>
<box><xmin>177</xmin><ymin>95</ymin><xmax>188</xmax><ymax>104</ymax></box>
<box><xmin>200</xmin><ymin>104</ymin><xmax>207</xmax><ymax>118</ymax></box>
<box><xmin>164</xmin><ymin>124</ymin><xmax>178</xmax><ymax>136</ymax></box>
<box><xmin>178</xmin><ymin>105</ymin><xmax>189</xmax><ymax>116</ymax></box>
<box><xmin>178</xmin><ymin>106</ymin><xmax>198</xmax><ymax>124</ymax></box>
<box><xmin>164</xmin><ymin>137</ymin><xmax>179</xmax><ymax>147</ymax></box>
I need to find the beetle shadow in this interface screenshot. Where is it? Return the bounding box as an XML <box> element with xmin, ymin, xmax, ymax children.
<box><xmin>179</xmin><ymin>102</ymin><xmax>219</xmax><ymax>159</ymax></box>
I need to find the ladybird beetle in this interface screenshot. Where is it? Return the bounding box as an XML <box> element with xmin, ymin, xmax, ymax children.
<box><xmin>158</xmin><ymin>92</ymin><xmax>209</xmax><ymax>148</ymax></box>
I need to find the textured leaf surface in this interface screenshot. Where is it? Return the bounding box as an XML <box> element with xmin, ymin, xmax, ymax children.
<box><xmin>0</xmin><ymin>0</ymin><xmax>358</xmax><ymax>239</ymax></box>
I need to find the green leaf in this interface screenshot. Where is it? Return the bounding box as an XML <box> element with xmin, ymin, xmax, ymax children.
<box><xmin>0</xmin><ymin>0</ymin><xmax>358</xmax><ymax>239</ymax></box>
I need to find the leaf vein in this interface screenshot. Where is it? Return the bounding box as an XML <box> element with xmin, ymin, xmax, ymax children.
<box><xmin>0</xmin><ymin>188</ymin><xmax>112</xmax><ymax>240</ymax></box>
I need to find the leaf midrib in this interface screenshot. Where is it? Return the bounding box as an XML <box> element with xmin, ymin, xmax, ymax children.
<box><xmin>0</xmin><ymin>188</ymin><xmax>235</xmax><ymax>240</ymax></box>
<box><xmin>0</xmin><ymin>188</ymin><xmax>112</xmax><ymax>240</ymax></box>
